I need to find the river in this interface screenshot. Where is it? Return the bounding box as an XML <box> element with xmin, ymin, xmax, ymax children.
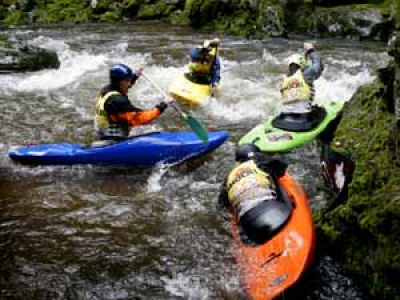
<box><xmin>0</xmin><ymin>22</ymin><xmax>389</xmax><ymax>300</ymax></box>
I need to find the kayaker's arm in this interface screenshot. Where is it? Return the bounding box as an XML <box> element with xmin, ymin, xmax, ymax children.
<box><xmin>105</xmin><ymin>94</ymin><xmax>169</xmax><ymax>126</ymax></box>
<box><xmin>256</xmin><ymin>154</ymin><xmax>288</xmax><ymax>179</ymax></box>
<box><xmin>111</xmin><ymin>102</ymin><xmax>168</xmax><ymax>126</ymax></box>
<box><xmin>211</xmin><ymin>56</ymin><xmax>221</xmax><ymax>87</ymax></box>
<box><xmin>303</xmin><ymin>50</ymin><xmax>324</xmax><ymax>85</ymax></box>
<box><xmin>218</xmin><ymin>177</ymin><xmax>230</xmax><ymax>210</ymax></box>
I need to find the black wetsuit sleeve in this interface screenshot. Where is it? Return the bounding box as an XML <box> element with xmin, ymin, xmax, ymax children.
<box><xmin>255</xmin><ymin>154</ymin><xmax>288</xmax><ymax>179</ymax></box>
<box><xmin>156</xmin><ymin>101</ymin><xmax>168</xmax><ymax>113</ymax></box>
<box><xmin>218</xmin><ymin>176</ymin><xmax>230</xmax><ymax>211</ymax></box>
<box><xmin>104</xmin><ymin>94</ymin><xmax>142</xmax><ymax>115</ymax></box>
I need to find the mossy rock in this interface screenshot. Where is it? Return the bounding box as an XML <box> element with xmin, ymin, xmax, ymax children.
<box><xmin>136</xmin><ymin>1</ymin><xmax>176</xmax><ymax>20</ymax></box>
<box><xmin>98</xmin><ymin>10</ymin><xmax>121</xmax><ymax>22</ymax></box>
<box><xmin>316</xmin><ymin>63</ymin><xmax>400</xmax><ymax>299</ymax></box>
<box><xmin>34</xmin><ymin>0</ymin><xmax>92</xmax><ymax>23</ymax></box>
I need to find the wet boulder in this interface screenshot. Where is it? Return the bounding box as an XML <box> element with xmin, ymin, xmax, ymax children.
<box><xmin>259</xmin><ymin>5</ymin><xmax>285</xmax><ymax>37</ymax></box>
<box><xmin>315</xmin><ymin>5</ymin><xmax>390</xmax><ymax>40</ymax></box>
<box><xmin>388</xmin><ymin>31</ymin><xmax>400</xmax><ymax>125</ymax></box>
<box><xmin>0</xmin><ymin>38</ymin><xmax>60</xmax><ymax>72</ymax></box>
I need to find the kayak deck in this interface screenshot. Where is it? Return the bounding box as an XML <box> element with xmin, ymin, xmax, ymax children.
<box><xmin>9</xmin><ymin>131</ymin><xmax>229</xmax><ymax>167</ymax></box>
<box><xmin>239</xmin><ymin>102</ymin><xmax>343</xmax><ymax>153</ymax></box>
<box><xmin>168</xmin><ymin>73</ymin><xmax>211</xmax><ymax>106</ymax></box>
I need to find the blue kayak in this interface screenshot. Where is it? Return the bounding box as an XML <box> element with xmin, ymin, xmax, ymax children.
<box><xmin>9</xmin><ymin>131</ymin><xmax>229</xmax><ymax>167</ymax></box>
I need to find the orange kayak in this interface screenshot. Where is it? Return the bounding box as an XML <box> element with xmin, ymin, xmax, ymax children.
<box><xmin>231</xmin><ymin>171</ymin><xmax>316</xmax><ymax>300</ymax></box>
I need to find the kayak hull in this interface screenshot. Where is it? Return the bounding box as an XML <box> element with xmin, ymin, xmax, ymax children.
<box><xmin>232</xmin><ymin>172</ymin><xmax>316</xmax><ymax>300</ymax></box>
<box><xmin>9</xmin><ymin>131</ymin><xmax>229</xmax><ymax>167</ymax></box>
<box><xmin>168</xmin><ymin>73</ymin><xmax>211</xmax><ymax>106</ymax></box>
<box><xmin>239</xmin><ymin>102</ymin><xmax>343</xmax><ymax>153</ymax></box>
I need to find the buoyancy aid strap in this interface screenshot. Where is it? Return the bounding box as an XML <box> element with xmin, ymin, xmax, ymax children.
<box><xmin>96</xmin><ymin>91</ymin><xmax>121</xmax><ymax>114</ymax></box>
<box><xmin>95</xmin><ymin>91</ymin><xmax>121</xmax><ymax>130</ymax></box>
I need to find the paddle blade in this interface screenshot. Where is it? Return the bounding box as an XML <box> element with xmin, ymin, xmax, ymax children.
<box><xmin>320</xmin><ymin>144</ymin><xmax>355</xmax><ymax>205</ymax></box>
<box><xmin>186</xmin><ymin>114</ymin><xmax>209</xmax><ymax>143</ymax></box>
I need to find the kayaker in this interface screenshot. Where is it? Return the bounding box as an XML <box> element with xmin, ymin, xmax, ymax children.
<box><xmin>94</xmin><ymin>64</ymin><xmax>172</xmax><ymax>141</ymax></box>
<box><xmin>279</xmin><ymin>42</ymin><xmax>324</xmax><ymax>115</ymax></box>
<box><xmin>218</xmin><ymin>144</ymin><xmax>289</xmax><ymax>242</ymax></box>
<box><xmin>188</xmin><ymin>37</ymin><xmax>221</xmax><ymax>94</ymax></box>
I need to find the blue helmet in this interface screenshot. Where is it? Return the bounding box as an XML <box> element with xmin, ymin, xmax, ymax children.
<box><xmin>190</xmin><ymin>47</ymin><xmax>205</xmax><ymax>61</ymax></box>
<box><xmin>110</xmin><ymin>64</ymin><xmax>134</xmax><ymax>83</ymax></box>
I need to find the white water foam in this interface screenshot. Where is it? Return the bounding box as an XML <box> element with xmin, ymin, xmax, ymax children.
<box><xmin>163</xmin><ymin>273</ymin><xmax>210</xmax><ymax>300</ymax></box>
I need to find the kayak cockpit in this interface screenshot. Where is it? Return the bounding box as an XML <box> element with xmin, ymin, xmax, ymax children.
<box><xmin>239</xmin><ymin>186</ymin><xmax>293</xmax><ymax>245</ymax></box>
<box><xmin>272</xmin><ymin>106</ymin><xmax>327</xmax><ymax>132</ymax></box>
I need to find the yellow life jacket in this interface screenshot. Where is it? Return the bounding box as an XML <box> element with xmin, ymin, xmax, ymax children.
<box><xmin>188</xmin><ymin>48</ymin><xmax>216</xmax><ymax>75</ymax></box>
<box><xmin>226</xmin><ymin>160</ymin><xmax>277</xmax><ymax>216</ymax></box>
<box><xmin>94</xmin><ymin>91</ymin><xmax>120</xmax><ymax>130</ymax></box>
<box><xmin>188</xmin><ymin>61</ymin><xmax>212</xmax><ymax>75</ymax></box>
<box><xmin>280</xmin><ymin>69</ymin><xmax>311</xmax><ymax>104</ymax></box>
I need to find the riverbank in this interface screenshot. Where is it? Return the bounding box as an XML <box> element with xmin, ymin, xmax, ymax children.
<box><xmin>315</xmin><ymin>17</ymin><xmax>400</xmax><ymax>300</ymax></box>
<box><xmin>0</xmin><ymin>0</ymin><xmax>396</xmax><ymax>41</ymax></box>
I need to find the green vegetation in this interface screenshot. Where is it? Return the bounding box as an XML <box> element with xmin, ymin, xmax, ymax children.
<box><xmin>0</xmin><ymin>0</ymin><xmax>395</xmax><ymax>40</ymax></box>
<box><xmin>316</xmin><ymin>61</ymin><xmax>400</xmax><ymax>299</ymax></box>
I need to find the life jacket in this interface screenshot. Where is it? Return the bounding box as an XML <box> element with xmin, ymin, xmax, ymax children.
<box><xmin>94</xmin><ymin>91</ymin><xmax>120</xmax><ymax>130</ymax></box>
<box><xmin>226</xmin><ymin>160</ymin><xmax>277</xmax><ymax>218</ymax></box>
<box><xmin>280</xmin><ymin>69</ymin><xmax>313</xmax><ymax>105</ymax></box>
<box><xmin>188</xmin><ymin>48</ymin><xmax>216</xmax><ymax>76</ymax></box>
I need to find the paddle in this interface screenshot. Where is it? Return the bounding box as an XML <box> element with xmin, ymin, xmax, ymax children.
<box><xmin>320</xmin><ymin>142</ymin><xmax>355</xmax><ymax>210</ymax></box>
<box><xmin>210</xmin><ymin>39</ymin><xmax>220</xmax><ymax>97</ymax></box>
<box><xmin>141</xmin><ymin>72</ymin><xmax>209</xmax><ymax>143</ymax></box>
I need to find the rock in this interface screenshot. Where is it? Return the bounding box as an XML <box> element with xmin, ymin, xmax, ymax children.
<box><xmin>387</xmin><ymin>31</ymin><xmax>400</xmax><ymax>124</ymax></box>
<box><xmin>0</xmin><ymin>38</ymin><xmax>60</xmax><ymax>72</ymax></box>
<box><xmin>315</xmin><ymin>5</ymin><xmax>389</xmax><ymax>40</ymax></box>
<box><xmin>259</xmin><ymin>5</ymin><xmax>285</xmax><ymax>37</ymax></box>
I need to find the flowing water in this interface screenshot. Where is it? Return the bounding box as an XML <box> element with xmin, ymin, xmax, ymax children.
<box><xmin>0</xmin><ymin>22</ymin><xmax>389</xmax><ymax>300</ymax></box>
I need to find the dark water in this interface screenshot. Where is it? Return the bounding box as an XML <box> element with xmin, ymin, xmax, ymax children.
<box><xmin>0</xmin><ymin>22</ymin><xmax>388</xmax><ymax>299</ymax></box>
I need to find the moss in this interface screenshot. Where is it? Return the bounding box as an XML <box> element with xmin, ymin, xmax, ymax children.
<box><xmin>3</xmin><ymin>10</ymin><xmax>27</xmax><ymax>25</ymax></box>
<box><xmin>98</xmin><ymin>11</ymin><xmax>121</xmax><ymax>22</ymax></box>
<box><xmin>316</xmin><ymin>71</ymin><xmax>400</xmax><ymax>299</ymax></box>
<box><xmin>136</xmin><ymin>1</ymin><xmax>175</xmax><ymax>20</ymax></box>
<box><xmin>34</xmin><ymin>0</ymin><xmax>92</xmax><ymax>23</ymax></box>
<box><xmin>394</xmin><ymin>0</ymin><xmax>400</xmax><ymax>29</ymax></box>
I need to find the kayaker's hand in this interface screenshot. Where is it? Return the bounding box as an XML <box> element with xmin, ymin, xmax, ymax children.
<box><xmin>135</xmin><ymin>67</ymin><xmax>144</xmax><ymax>77</ymax></box>
<box><xmin>164</xmin><ymin>96</ymin><xmax>174</xmax><ymax>105</ymax></box>
<box><xmin>304</xmin><ymin>42</ymin><xmax>314</xmax><ymax>54</ymax></box>
<box><xmin>211</xmin><ymin>37</ymin><xmax>221</xmax><ymax>47</ymax></box>
<box><xmin>211</xmin><ymin>83</ymin><xmax>218</xmax><ymax>95</ymax></box>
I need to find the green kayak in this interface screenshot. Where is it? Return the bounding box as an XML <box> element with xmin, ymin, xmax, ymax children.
<box><xmin>238</xmin><ymin>101</ymin><xmax>344</xmax><ymax>153</ymax></box>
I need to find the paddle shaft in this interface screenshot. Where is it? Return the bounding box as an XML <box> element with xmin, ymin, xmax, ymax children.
<box><xmin>141</xmin><ymin>73</ymin><xmax>187</xmax><ymax>117</ymax></box>
<box><xmin>141</xmin><ymin>72</ymin><xmax>209</xmax><ymax>142</ymax></box>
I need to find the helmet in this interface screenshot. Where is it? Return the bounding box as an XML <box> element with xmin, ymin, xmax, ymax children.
<box><xmin>203</xmin><ymin>37</ymin><xmax>220</xmax><ymax>49</ymax></box>
<box><xmin>235</xmin><ymin>144</ymin><xmax>259</xmax><ymax>162</ymax></box>
<box><xmin>287</xmin><ymin>54</ymin><xmax>307</xmax><ymax>68</ymax></box>
<box><xmin>190</xmin><ymin>47</ymin><xmax>205</xmax><ymax>61</ymax></box>
<box><xmin>110</xmin><ymin>64</ymin><xmax>134</xmax><ymax>83</ymax></box>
